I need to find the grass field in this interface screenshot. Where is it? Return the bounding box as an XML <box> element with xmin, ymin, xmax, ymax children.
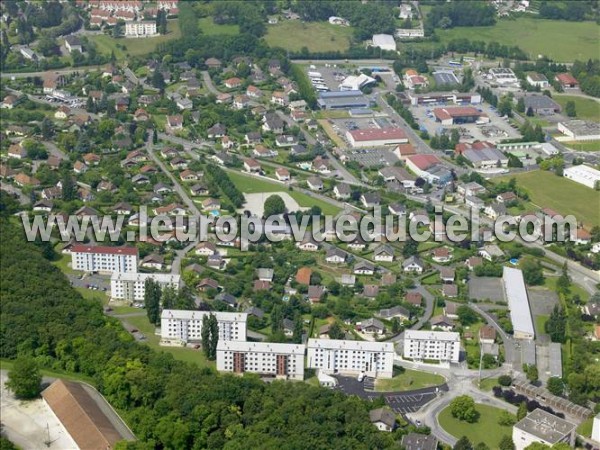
<box><xmin>89</xmin><ymin>20</ymin><xmax>181</xmax><ymax>59</ymax></box>
<box><xmin>438</xmin><ymin>404</ymin><xmax>515</xmax><ymax>448</ymax></box>
<box><xmin>374</xmin><ymin>369</ymin><xmax>445</xmax><ymax>392</ymax></box>
<box><xmin>554</xmin><ymin>95</ymin><xmax>600</xmax><ymax>122</ymax></box>
<box><xmin>198</xmin><ymin>17</ymin><xmax>239</xmax><ymax>35</ymax></box>
<box><xmin>265</xmin><ymin>21</ymin><xmax>354</xmax><ymax>53</ymax></box>
<box><xmin>496</xmin><ymin>170</ymin><xmax>600</xmax><ymax>227</ymax></box>
<box><xmin>436</xmin><ymin>18</ymin><xmax>600</xmax><ymax>62</ymax></box>
<box><xmin>578</xmin><ymin>416</ymin><xmax>594</xmax><ymax>438</ymax></box>
<box><xmin>562</xmin><ymin>140</ymin><xmax>600</xmax><ymax>152</ymax></box>
<box><xmin>535</xmin><ymin>314</ymin><xmax>549</xmax><ymax>335</ymax></box>
<box><xmin>476</xmin><ymin>377</ymin><xmax>499</xmax><ymax>391</ymax></box>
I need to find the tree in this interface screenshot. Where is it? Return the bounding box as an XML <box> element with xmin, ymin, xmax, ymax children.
<box><xmin>498</xmin><ymin>375</ymin><xmax>512</xmax><ymax>386</ymax></box>
<box><xmin>391</xmin><ymin>317</ymin><xmax>402</xmax><ymax>334</ymax></box>
<box><xmin>152</xmin><ymin>128</ymin><xmax>158</xmax><ymax>144</ymax></box>
<box><xmin>516</xmin><ymin>97</ymin><xmax>525</xmax><ymax>113</ymax></box>
<box><xmin>41</xmin><ymin>117</ymin><xmax>54</xmax><ymax>140</ymax></box>
<box><xmin>565</xmin><ymin>100</ymin><xmax>576</xmax><ymax>117</ymax></box>
<box><xmin>61</xmin><ymin>172</ymin><xmax>77</xmax><ymax>201</ymax></box>
<box><xmin>151</xmin><ymin>70</ymin><xmax>165</xmax><ymax>92</ymax></box>
<box><xmin>453</xmin><ymin>436</ymin><xmax>473</xmax><ymax>450</ymax></box>
<box><xmin>450</xmin><ymin>395</ymin><xmax>478</xmax><ymax>423</ymax></box>
<box><xmin>292</xmin><ymin>313</ymin><xmax>303</xmax><ymax>344</ymax></box>
<box><xmin>263</xmin><ymin>194</ymin><xmax>286</xmax><ymax>217</ymax></box>
<box><xmin>525</xmin><ymin>364</ymin><xmax>539</xmax><ymax>383</ymax></box>
<box><xmin>526</xmin><ymin>106</ymin><xmax>534</xmax><ymax>117</ymax></box>
<box><xmin>545</xmin><ymin>305</ymin><xmax>567</xmax><ymax>343</ymax></box>
<box><xmin>497</xmin><ymin>410</ymin><xmax>516</xmax><ymax>426</ymax></box>
<box><xmin>520</xmin><ymin>257</ymin><xmax>544</xmax><ymax>286</ymax></box>
<box><xmin>144</xmin><ymin>279</ymin><xmax>161</xmax><ymax>325</ymax></box>
<box><xmin>6</xmin><ymin>356</ymin><xmax>42</xmax><ymax>399</ymax></box>
<box><xmin>474</xmin><ymin>443</ymin><xmax>489</xmax><ymax>450</ymax></box>
<box><xmin>517</xmin><ymin>401</ymin><xmax>528</xmax><ymax>420</ymax></box>
<box><xmin>208</xmin><ymin>314</ymin><xmax>219</xmax><ymax>360</ymax></box>
<box><xmin>499</xmin><ymin>435</ymin><xmax>515</xmax><ymax>450</ymax></box>
<box><xmin>457</xmin><ymin>305</ymin><xmax>479</xmax><ymax>326</ymax></box>
<box><xmin>328</xmin><ymin>321</ymin><xmax>345</xmax><ymax>339</ymax></box>
<box><xmin>547</xmin><ymin>377</ymin><xmax>564</xmax><ymax>396</ymax></box>
<box><xmin>201</xmin><ymin>314</ymin><xmax>211</xmax><ymax>359</ymax></box>
<box><xmin>113</xmin><ymin>21</ymin><xmax>123</xmax><ymax>38</ymax></box>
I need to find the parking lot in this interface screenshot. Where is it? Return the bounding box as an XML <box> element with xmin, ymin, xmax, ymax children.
<box><xmin>68</xmin><ymin>272</ymin><xmax>110</xmax><ymax>292</ymax></box>
<box><xmin>468</xmin><ymin>277</ymin><xmax>505</xmax><ymax>302</ymax></box>
<box><xmin>343</xmin><ymin>147</ymin><xmax>399</xmax><ymax>167</ymax></box>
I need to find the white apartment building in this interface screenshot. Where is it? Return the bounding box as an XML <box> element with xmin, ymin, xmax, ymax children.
<box><xmin>306</xmin><ymin>339</ymin><xmax>395</xmax><ymax>378</ymax></box>
<box><xmin>216</xmin><ymin>341</ymin><xmax>305</xmax><ymax>380</ymax></box>
<box><xmin>160</xmin><ymin>309</ymin><xmax>247</xmax><ymax>344</ymax></box>
<box><xmin>403</xmin><ymin>330</ymin><xmax>460</xmax><ymax>363</ymax></box>
<box><xmin>563</xmin><ymin>164</ymin><xmax>600</xmax><ymax>189</ymax></box>
<box><xmin>503</xmin><ymin>267</ymin><xmax>535</xmax><ymax>340</ymax></box>
<box><xmin>110</xmin><ymin>272</ymin><xmax>181</xmax><ymax>302</ymax></box>
<box><xmin>512</xmin><ymin>409</ymin><xmax>576</xmax><ymax>450</ymax></box>
<box><xmin>71</xmin><ymin>245</ymin><xmax>138</xmax><ymax>273</ymax></box>
<box><xmin>125</xmin><ymin>21</ymin><xmax>158</xmax><ymax>38</ymax></box>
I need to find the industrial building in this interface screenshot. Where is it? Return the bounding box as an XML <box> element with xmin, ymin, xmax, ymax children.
<box><xmin>403</xmin><ymin>330</ymin><xmax>460</xmax><ymax>363</ymax></box>
<box><xmin>345</xmin><ymin>127</ymin><xmax>408</xmax><ymax>148</ymax></box>
<box><xmin>317</xmin><ymin>90</ymin><xmax>369</xmax><ymax>110</ymax></box>
<box><xmin>563</xmin><ymin>164</ymin><xmax>600</xmax><ymax>189</ymax></box>
<box><xmin>502</xmin><ymin>267</ymin><xmax>535</xmax><ymax>340</ymax></box>
<box><xmin>71</xmin><ymin>244</ymin><xmax>138</xmax><ymax>273</ymax></box>
<box><xmin>512</xmin><ymin>409</ymin><xmax>576</xmax><ymax>450</ymax></box>
<box><xmin>433</xmin><ymin>106</ymin><xmax>485</xmax><ymax>125</ymax></box>
<box><xmin>110</xmin><ymin>272</ymin><xmax>181</xmax><ymax>302</ymax></box>
<box><xmin>522</xmin><ymin>95</ymin><xmax>561</xmax><ymax>115</ymax></box>
<box><xmin>432</xmin><ymin>71</ymin><xmax>459</xmax><ymax>87</ymax></box>
<box><xmin>407</xmin><ymin>92</ymin><xmax>481</xmax><ymax>106</ymax></box>
<box><xmin>526</xmin><ymin>73</ymin><xmax>549</xmax><ymax>88</ymax></box>
<box><xmin>489</xmin><ymin>68</ymin><xmax>519</xmax><ymax>85</ymax></box>
<box><xmin>306</xmin><ymin>338</ymin><xmax>395</xmax><ymax>378</ymax></box>
<box><xmin>160</xmin><ymin>309</ymin><xmax>248</xmax><ymax>344</ymax></box>
<box><xmin>558</xmin><ymin>120</ymin><xmax>600</xmax><ymax>141</ymax></box>
<box><xmin>339</xmin><ymin>73</ymin><xmax>376</xmax><ymax>91</ymax></box>
<box><xmin>372</xmin><ymin>34</ymin><xmax>397</xmax><ymax>52</ymax></box>
<box><xmin>216</xmin><ymin>341</ymin><xmax>305</xmax><ymax>380</ymax></box>
<box><xmin>405</xmin><ymin>154</ymin><xmax>453</xmax><ymax>184</ymax></box>
<box><xmin>463</xmin><ymin>147</ymin><xmax>509</xmax><ymax>169</ymax></box>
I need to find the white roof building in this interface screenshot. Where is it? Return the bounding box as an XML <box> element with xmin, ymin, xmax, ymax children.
<box><xmin>110</xmin><ymin>272</ymin><xmax>181</xmax><ymax>302</ymax></box>
<box><xmin>512</xmin><ymin>409</ymin><xmax>576</xmax><ymax>450</ymax></box>
<box><xmin>563</xmin><ymin>164</ymin><xmax>600</xmax><ymax>189</ymax></box>
<box><xmin>503</xmin><ymin>267</ymin><xmax>535</xmax><ymax>340</ymax></box>
<box><xmin>160</xmin><ymin>309</ymin><xmax>248</xmax><ymax>344</ymax></box>
<box><xmin>403</xmin><ymin>330</ymin><xmax>460</xmax><ymax>363</ymax></box>
<box><xmin>372</xmin><ymin>34</ymin><xmax>397</xmax><ymax>52</ymax></box>
<box><xmin>338</xmin><ymin>73</ymin><xmax>376</xmax><ymax>91</ymax></box>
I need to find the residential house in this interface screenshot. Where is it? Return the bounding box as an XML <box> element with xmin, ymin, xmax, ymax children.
<box><xmin>354</xmin><ymin>261</ymin><xmax>375</xmax><ymax>276</ymax></box>
<box><xmin>141</xmin><ymin>254</ymin><xmax>165</xmax><ymax>270</ymax></box>
<box><xmin>361</xmin><ymin>317</ymin><xmax>385</xmax><ymax>334</ymax></box>
<box><xmin>479</xmin><ymin>325</ymin><xmax>497</xmax><ymax>344</ymax></box>
<box><xmin>325</xmin><ymin>248</ymin><xmax>347</xmax><ymax>264</ymax></box>
<box><xmin>275</xmin><ymin>167</ymin><xmax>290</xmax><ymax>181</ymax></box>
<box><xmin>296</xmin><ymin>267</ymin><xmax>312</xmax><ymax>285</ymax></box>
<box><xmin>308</xmin><ymin>285</ymin><xmax>325</xmax><ymax>303</ymax></box>
<box><xmin>442</xmin><ymin>284</ymin><xmax>458</xmax><ymax>298</ymax></box>
<box><xmin>373</xmin><ymin>244</ymin><xmax>394</xmax><ymax>262</ymax></box>
<box><xmin>196</xmin><ymin>242</ymin><xmax>218</xmax><ymax>256</ymax></box>
<box><xmin>243</xmin><ymin>158</ymin><xmax>261</xmax><ymax>173</ymax></box>
<box><xmin>369</xmin><ymin>408</ymin><xmax>396</xmax><ymax>432</ymax></box>
<box><xmin>378</xmin><ymin>306</ymin><xmax>410</xmax><ymax>322</ymax></box>
<box><xmin>360</xmin><ymin>192</ymin><xmax>381</xmax><ymax>209</ymax></box>
<box><xmin>405</xmin><ymin>292</ymin><xmax>423</xmax><ymax>306</ymax></box>
<box><xmin>440</xmin><ymin>267</ymin><xmax>455</xmax><ymax>284</ymax></box>
<box><xmin>180</xmin><ymin>170</ymin><xmax>198</xmax><ymax>182</ymax></box>
<box><xmin>307</xmin><ymin>176</ymin><xmax>324</xmax><ymax>191</ymax></box>
<box><xmin>432</xmin><ymin>247</ymin><xmax>452</xmax><ymax>263</ymax></box>
<box><xmin>430</xmin><ymin>315</ymin><xmax>455</xmax><ymax>331</ymax></box>
<box><xmin>333</xmin><ymin>183</ymin><xmax>351</xmax><ymax>200</ymax></box>
<box><xmin>297</xmin><ymin>238</ymin><xmax>319</xmax><ymax>252</ymax></box>
<box><xmin>166</xmin><ymin>115</ymin><xmax>183</xmax><ymax>133</ymax></box>
<box><xmin>403</xmin><ymin>256</ymin><xmax>424</xmax><ymax>273</ymax></box>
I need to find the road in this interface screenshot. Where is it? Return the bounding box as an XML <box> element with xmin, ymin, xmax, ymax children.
<box><xmin>410</xmin><ymin>284</ymin><xmax>435</xmax><ymax>330</ymax></box>
<box><xmin>0</xmin><ymin>66</ymin><xmax>105</xmax><ymax>78</ymax></box>
<box><xmin>0</xmin><ymin>182</ymin><xmax>30</xmax><ymax>205</ymax></box>
<box><xmin>469</xmin><ymin>302</ymin><xmax>514</xmax><ymax>366</ymax></box>
<box><xmin>201</xmin><ymin>71</ymin><xmax>221</xmax><ymax>95</ymax></box>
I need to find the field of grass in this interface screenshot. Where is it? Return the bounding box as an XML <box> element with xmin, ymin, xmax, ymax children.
<box><xmin>476</xmin><ymin>377</ymin><xmax>499</xmax><ymax>391</ymax></box>
<box><xmin>374</xmin><ymin>369</ymin><xmax>445</xmax><ymax>392</ymax></box>
<box><xmin>198</xmin><ymin>17</ymin><xmax>239</xmax><ymax>36</ymax></box>
<box><xmin>436</xmin><ymin>18</ymin><xmax>600</xmax><ymax>62</ymax></box>
<box><xmin>438</xmin><ymin>404</ymin><xmax>515</xmax><ymax>448</ymax></box>
<box><xmin>89</xmin><ymin>20</ymin><xmax>181</xmax><ymax>59</ymax></box>
<box><xmin>554</xmin><ymin>95</ymin><xmax>600</xmax><ymax>122</ymax></box>
<box><xmin>562</xmin><ymin>140</ymin><xmax>600</xmax><ymax>152</ymax></box>
<box><xmin>578</xmin><ymin>416</ymin><xmax>594</xmax><ymax>438</ymax></box>
<box><xmin>495</xmin><ymin>170</ymin><xmax>600</xmax><ymax>228</ymax></box>
<box><xmin>535</xmin><ymin>314</ymin><xmax>549</xmax><ymax>335</ymax></box>
<box><xmin>265</xmin><ymin>21</ymin><xmax>354</xmax><ymax>53</ymax></box>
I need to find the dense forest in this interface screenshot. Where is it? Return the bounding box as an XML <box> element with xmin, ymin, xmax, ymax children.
<box><xmin>0</xmin><ymin>211</ymin><xmax>401</xmax><ymax>449</ymax></box>
<box><xmin>425</xmin><ymin>1</ymin><xmax>496</xmax><ymax>30</ymax></box>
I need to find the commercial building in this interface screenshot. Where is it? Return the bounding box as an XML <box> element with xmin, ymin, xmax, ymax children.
<box><xmin>110</xmin><ymin>272</ymin><xmax>181</xmax><ymax>302</ymax></box>
<box><xmin>489</xmin><ymin>68</ymin><xmax>519</xmax><ymax>85</ymax></box>
<box><xmin>558</xmin><ymin>120</ymin><xmax>600</xmax><ymax>141</ymax></box>
<box><xmin>407</xmin><ymin>92</ymin><xmax>481</xmax><ymax>106</ymax></box>
<box><xmin>502</xmin><ymin>267</ymin><xmax>535</xmax><ymax>340</ymax></box>
<box><xmin>216</xmin><ymin>341</ymin><xmax>305</xmax><ymax>380</ymax></box>
<box><xmin>463</xmin><ymin>147</ymin><xmax>509</xmax><ymax>169</ymax></box>
<box><xmin>317</xmin><ymin>90</ymin><xmax>369</xmax><ymax>110</ymax></box>
<box><xmin>522</xmin><ymin>95</ymin><xmax>561</xmax><ymax>115</ymax></box>
<box><xmin>432</xmin><ymin>71</ymin><xmax>459</xmax><ymax>87</ymax></box>
<box><xmin>71</xmin><ymin>245</ymin><xmax>138</xmax><ymax>273</ymax></box>
<box><xmin>125</xmin><ymin>21</ymin><xmax>158</xmax><ymax>37</ymax></box>
<box><xmin>403</xmin><ymin>330</ymin><xmax>460</xmax><ymax>363</ymax></box>
<box><xmin>160</xmin><ymin>309</ymin><xmax>248</xmax><ymax>344</ymax></box>
<box><xmin>372</xmin><ymin>34</ymin><xmax>397</xmax><ymax>52</ymax></box>
<box><xmin>339</xmin><ymin>73</ymin><xmax>376</xmax><ymax>91</ymax></box>
<box><xmin>306</xmin><ymin>339</ymin><xmax>395</xmax><ymax>378</ymax></box>
<box><xmin>345</xmin><ymin>127</ymin><xmax>408</xmax><ymax>148</ymax></box>
<box><xmin>526</xmin><ymin>73</ymin><xmax>549</xmax><ymax>88</ymax></box>
<box><xmin>405</xmin><ymin>154</ymin><xmax>453</xmax><ymax>185</ymax></box>
<box><xmin>433</xmin><ymin>106</ymin><xmax>484</xmax><ymax>125</ymax></box>
<box><xmin>512</xmin><ymin>409</ymin><xmax>576</xmax><ymax>450</ymax></box>
<box><xmin>563</xmin><ymin>164</ymin><xmax>600</xmax><ymax>189</ymax></box>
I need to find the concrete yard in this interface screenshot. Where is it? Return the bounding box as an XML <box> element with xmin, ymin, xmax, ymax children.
<box><xmin>240</xmin><ymin>192</ymin><xmax>309</xmax><ymax>217</ymax></box>
<box><xmin>468</xmin><ymin>277</ymin><xmax>505</xmax><ymax>302</ymax></box>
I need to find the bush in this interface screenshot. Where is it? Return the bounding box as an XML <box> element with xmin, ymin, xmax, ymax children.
<box><xmin>498</xmin><ymin>375</ymin><xmax>512</xmax><ymax>386</ymax></box>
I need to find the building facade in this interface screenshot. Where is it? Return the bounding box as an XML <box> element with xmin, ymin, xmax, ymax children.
<box><xmin>403</xmin><ymin>330</ymin><xmax>460</xmax><ymax>363</ymax></box>
<box><xmin>71</xmin><ymin>245</ymin><xmax>138</xmax><ymax>273</ymax></box>
<box><xmin>160</xmin><ymin>309</ymin><xmax>247</xmax><ymax>344</ymax></box>
<box><xmin>512</xmin><ymin>409</ymin><xmax>576</xmax><ymax>450</ymax></box>
<box><xmin>125</xmin><ymin>21</ymin><xmax>158</xmax><ymax>37</ymax></box>
<box><xmin>110</xmin><ymin>272</ymin><xmax>181</xmax><ymax>302</ymax></box>
<box><xmin>563</xmin><ymin>164</ymin><xmax>600</xmax><ymax>189</ymax></box>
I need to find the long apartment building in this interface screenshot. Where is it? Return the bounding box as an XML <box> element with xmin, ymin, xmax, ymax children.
<box><xmin>160</xmin><ymin>309</ymin><xmax>247</xmax><ymax>344</ymax></box>
<box><xmin>403</xmin><ymin>330</ymin><xmax>460</xmax><ymax>363</ymax></box>
<box><xmin>71</xmin><ymin>245</ymin><xmax>138</xmax><ymax>273</ymax></box>
<box><xmin>125</xmin><ymin>21</ymin><xmax>158</xmax><ymax>37</ymax></box>
<box><xmin>503</xmin><ymin>267</ymin><xmax>535</xmax><ymax>340</ymax></box>
<box><xmin>216</xmin><ymin>341</ymin><xmax>305</xmax><ymax>380</ymax></box>
<box><xmin>110</xmin><ymin>272</ymin><xmax>181</xmax><ymax>302</ymax></box>
<box><xmin>306</xmin><ymin>339</ymin><xmax>395</xmax><ymax>378</ymax></box>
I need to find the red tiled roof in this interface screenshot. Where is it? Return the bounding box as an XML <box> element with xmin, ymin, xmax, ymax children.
<box><xmin>406</xmin><ymin>154</ymin><xmax>441</xmax><ymax>170</ymax></box>
<box><xmin>433</xmin><ymin>106</ymin><xmax>480</xmax><ymax>121</ymax></box>
<box><xmin>348</xmin><ymin>127</ymin><xmax>407</xmax><ymax>142</ymax></box>
<box><xmin>555</xmin><ymin>73</ymin><xmax>578</xmax><ymax>85</ymax></box>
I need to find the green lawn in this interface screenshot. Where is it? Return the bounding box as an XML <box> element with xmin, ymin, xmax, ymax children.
<box><xmin>554</xmin><ymin>95</ymin><xmax>600</xmax><ymax>122</ymax></box>
<box><xmin>578</xmin><ymin>416</ymin><xmax>594</xmax><ymax>438</ymax></box>
<box><xmin>198</xmin><ymin>17</ymin><xmax>239</xmax><ymax>35</ymax></box>
<box><xmin>495</xmin><ymin>170</ymin><xmax>600</xmax><ymax>228</ymax></box>
<box><xmin>535</xmin><ymin>314</ymin><xmax>549</xmax><ymax>335</ymax></box>
<box><xmin>436</xmin><ymin>18</ymin><xmax>600</xmax><ymax>62</ymax></box>
<box><xmin>88</xmin><ymin>20</ymin><xmax>181</xmax><ymax>59</ymax></box>
<box><xmin>438</xmin><ymin>404</ymin><xmax>515</xmax><ymax>448</ymax></box>
<box><xmin>373</xmin><ymin>369</ymin><xmax>445</xmax><ymax>392</ymax></box>
<box><xmin>476</xmin><ymin>377</ymin><xmax>499</xmax><ymax>391</ymax></box>
<box><xmin>265</xmin><ymin>21</ymin><xmax>354</xmax><ymax>53</ymax></box>
<box><xmin>562</xmin><ymin>140</ymin><xmax>600</xmax><ymax>152</ymax></box>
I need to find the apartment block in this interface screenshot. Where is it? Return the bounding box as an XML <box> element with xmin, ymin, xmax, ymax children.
<box><xmin>403</xmin><ymin>330</ymin><xmax>460</xmax><ymax>363</ymax></box>
<box><xmin>160</xmin><ymin>309</ymin><xmax>247</xmax><ymax>344</ymax></box>
<box><xmin>216</xmin><ymin>341</ymin><xmax>305</xmax><ymax>380</ymax></box>
<box><xmin>110</xmin><ymin>272</ymin><xmax>181</xmax><ymax>302</ymax></box>
<box><xmin>71</xmin><ymin>245</ymin><xmax>138</xmax><ymax>273</ymax></box>
<box><xmin>125</xmin><ymin>21</ymin><xmax>158</xmax><ymax>37</ymax></box>
<box><xmin>306</xmin><ymin>339</ymin><xmax>395</xmax><ymax>378</ymax></box>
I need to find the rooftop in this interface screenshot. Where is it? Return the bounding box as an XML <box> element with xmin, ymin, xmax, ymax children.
<box><xmin>514</xmin><ymin>409</ymin><xmax>575</xmax><ymax>443</ymax></box>
<box><xmin>503</xmin><ymin>267</ymin><xmax>535</xmax><ymax>337</ymax></box>
<box><xmin>307</xmin><ymin>338</ymin><xmax>394</xmax><ymax>352</ymax></box>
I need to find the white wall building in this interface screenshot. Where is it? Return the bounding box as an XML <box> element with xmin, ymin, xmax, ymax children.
<box><xmin>110</xmin><ymin>272</ymin><xmax>181</xmax><ymax>302</ymax></box>
<box><xmin>503</xmin><ymin>267</ymin><xmax>535</xmax><ymax>340</ymax></box>
<box><xmin>71</xmin><ymin>245</ymin><xmax>138</xmax><ymax>273</ymax></box>
<box><xmin>403</xmin><ymin>330</ymin><xmax>460</xmax><ymax>363</ymax></box>
<box><xmin>372</xmin><ymin>34</ymin><xmax>397</xmax><ymax>52</ymax></box>
<box><xmin>125</xmin><ymin>21</ymin><xmax>158</xmax><ymax>37</ymax></box>
<box><xmin>512</xmin><ymin>409</ymin><xmax>576</xmax><ymax>450</ymax></box>
<box><xmin>563</xmin><ymin>164</ymin><xmax>600</xmax><ymax>189</ymax></box>
<box><xmin>216</xmin><ymin>341</ymin><xmax>305</xmax><ymax>380</ymax></box>
<box><xmin>306</xmin><ymin>339</ymin><xmax>394</xmax><ymax>378</ymax></box>
<box><xmin>160</xmin><ymin>309</ymin><xmax>248</xmax><ymax>344</ymax></box>
<box><xmin>558</xmin><ymin>120</ymin><xmax>600</xmax><ymax>141</ymax></box>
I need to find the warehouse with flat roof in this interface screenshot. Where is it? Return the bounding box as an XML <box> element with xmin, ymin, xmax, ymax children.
<box><xmin>558</xmin><ymin>120</ymin><xmax>600</xmax><ymax>141</ymax></box>
<box><xmin>433</xmin><ymin>106</ymin><xmax>484</xmax><ymax>125</ymax></box>
<box><xmin>317</xmin><ymin>90</ymin><xmax>369</xmax><ymax>110</ymax></box>
<box><xmin>563</xmin><ymin>164</ymin><xmax>600</xmax><ymax>189</ymax></box>
<box><xmin>345</xmin><ymin>127</ymin><xmax>408</xmax><ymax>148</ymax></box>
<box><xmin>502</xmin><ymin>267</ymin><xmax>535</xmax><ymax>340</ymax></box>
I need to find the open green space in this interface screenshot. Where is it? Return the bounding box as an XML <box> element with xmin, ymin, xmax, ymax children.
<box><xmin>495</xmin><ymin>170</ymin><xmax>600</xmax><ymax>228</ymax></box>
<box><xmin>198</xmin><ymin>17</ymin><xmax>239</xmax><ymax>35</ymax></box>
<box><xmin>373</xmin><ymin>369</ymin><xmax>445</xmax><ymax>392</ymax></box>
<box><xmin>562</xmin><ymin>140</ymin><xmax>600</xmax><ymax>152</ymax></box>
<box><xmin>554</xmin><ymin>95</ymin><xmax>600</xmax><ymax>122</ymax></box>
<box><xmin>476</xmin><ymin>377</ymin><xmax>499</xmax><ymax>391</ymax></box>
<box><xmin>88</xmin><ymin>20</ymin><xmax>181</xmax><ymax>59</ymax></box>
<box><xmin>438</xmin><ymin>403</ymin><xmax>515</xmax><ymax>448</ymax></box>
<box><xmin>265</xmin><ymin>21</ymin><xmax>354</xmax><ymax>53</ymax></box>
<box><xmin>1</xmin><ymin>358</ymin><xmax>97</xmax><ymax>385</ymax></box>
<box><xmin>578</xmin><ymin>416</ymin><xmax>594</xmax><ymax>438</ymax></box>
<box><xmin>435</xmin><ymin>18</ymin><xmax>600</xmax><ymax>62</ymax></box>
<box><xmin>535</xmin><ymin>314</ymin><xmax>549</xmax><ymax>335</ymax></box>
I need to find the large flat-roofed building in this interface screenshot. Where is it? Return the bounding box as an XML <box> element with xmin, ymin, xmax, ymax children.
<box><xmin>407</xmin><ymin>91</ymin><xmax>481</xmax><ymax>106</ymax></box>
<box><xmin>523</xmin><ymin>95</ymin><xmax>561</xmax><ymax>115</ymax></box>
<box><xmin>563</xmin><ymin>164</ymin><xmax>600</xmax><ymax>189</ymax></box>
<box><xmin>71</xmin><ymin>244</ymin><xmax>138</xmax><ymax>273</ymax></box>
<box><xmin>317</xmin><ymin>90</ymin><xmax>369</xmax><ymax>110</ymax></box>
<box><xmin>217</xmin><ymin>341</ymin><xmax>305</xmax><ymax>380</ymax></box>
<box><xmin>433</xmin><ymin>106</ymin><xmax>484</xmax><ymax>126</ymax></box>
<box><xmin>512</xmin><ymin>409</ymin><xmax>576</xmax><ymax>450</ymax></box>
<box><xmin>403</xmin><ymin>330</ymin><xmax>460</xmax><ymax>363</ymax></box>
<box><xmin>372</xmin><ymin>34</ymin><xmax>397</xmax><ymax>51</ymax></box>
<box><xmin>502</xmin><ymin>267</ymin><xmax>535</xmax><ymax>340</ymax></box>
<box><xmin>306</xmin><ymin>338</ymin><xmax>395</xmax><ymax>378</ymax></box>
<box><xmin>432</xmin><ymin>71</ymin><xmax>459</xmax><ymax>87</ymax></box>
<box><xmin>526</xmin><ymin>73</ymin><xmax>549</xmax><ymax>88</ymax></box>
<box><xmin>346</xmin><ymin>127</ymin><xmax>408</xmax><ymax>148</ymax></box>
<box><xmin>110</xmin><ymin>272</ymin><xmax>181</xmax><ymax>302</ymax></box>
<box><xmin>405</xmin><ymin>154</ymin><xmax>453</xmax><ymax>184</ymax></box>
<box><xmin>463</xmin><ymin>147</ymin><xmax>509</xmax><ymax>169</ymax></box>
<box><xmin>125</xmin><ymin>21</ymin><xmax>158</xmax><ymax>37</ymax></box>
<box><xmin>489</xmin><ymin>68</ymin><xmax>519</xmax><ymax>85</ymax></box>
<box><xmin>558</xmin><ymin>120</ymin><xmax>600</xmax><ymax>141</ymax></box>
<box><xmin>160</xmin><ymin>309</ymin><xmax>247</xmax><ymax>344</ymax></box>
